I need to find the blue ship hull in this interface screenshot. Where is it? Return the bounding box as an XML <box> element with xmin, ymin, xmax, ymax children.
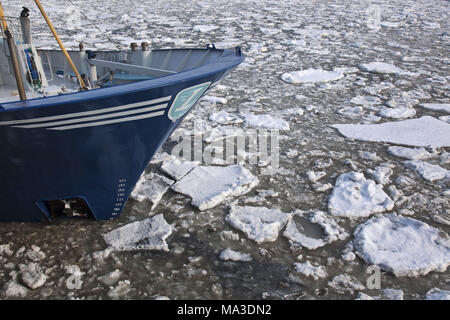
<box><xmin>0</xmin><ymin>48</ymin><xmax>244</xmax><ymax>222</ymax></box>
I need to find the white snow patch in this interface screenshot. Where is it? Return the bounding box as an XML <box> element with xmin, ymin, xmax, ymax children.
<box><xmin>331</xmin><ymin>116</ymin><xmax>450</xmax><ymax>147</ymax></box>
<box><xmin>171</xmin><ymin>165</ymin><xmax>258</xmax><ymax>211</ymax></box>
<box><xmin>404</xmin><ymin>160</ymin><xmax>449</xmax><ymax>182</ymax></box>
<box><xmin>328</xmin><ymin>172</ymin><xmax>394</xmax><ymax>218</ymax></box>
<box><xmin>281</xmin><ymin>68</ymin><xmax>344</xmax><ymax>84</ymax></box>
<box><xmin>103</xmin><ymin>214</ymin><xmax>173</xmax><ymax>252</ymax></box>
<box><xmin>227</xmin><ymin>205</ymin><xmax>292</xmax><ymax>243</ymax></box>
<box><xmin>354</xmin><ymin>214</ymin><xmax>450</xmax><ymax>277</ymax></box>
<box><xmin>219</xmin><ymin>248</ymin><xmax>253</xmax><ymax>262</ymax></box>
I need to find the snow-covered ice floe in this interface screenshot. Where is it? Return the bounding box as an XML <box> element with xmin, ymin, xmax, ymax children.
<box><xmin>356</xmin><ymin>289</ymin><xmax>404</xmax><ymax>300</ymax></box>
<box><xmin>425</xmin><ymin>288</ymin><xmax>450</xmax><ymax>300</ymax></box>
<box><xmin>378</xmin><ymin>107</ymin><xmax>416</xmax><ymax>119</ymax></box>
<box><xmin>226</xmin><ymin>205</ymin><xmax>292</xmax><ymax>243</ymax></box>
<box><xmin>171</xmin><ymin>165</ymin><xmax>258</xmax><ymax>210</ymax></box>
<box><xmin>281</xmin><ymin>68</ymin><xmax>344</xmax><ymax>84</ymax></box>
<box><xmin>103</xmin><ymin>214</ymin><xmax>173</xmax><ymax>252</ymax></box>
<box><xmin>354</xmin><ymin>214</ymin><xmax>450</xmax><ymax>277</ymax></box>
<box><xmin>283</xmin><ymin>211</ymin><xmax>348</xmax><ymax>249</ymax></box>
<box><xmin>209</xmin><ymin>110</ymin><xmax>243</xmax><ymax>125</ymax></box>
<box><xmin>219</xmin><ymin>248</ymin><xmax>253</xmax><ymax>262</ymax></box>
<box><xmin>420</xmin><ymin>103</ymin><xmax>450</xmax><ymax>113</ymax></box>
<box><xmin>387</xmin><ymin>146</ymin><xmax>435</xmax><ymax>160</ymax></box>
<box><xmin>243</xmin><ymin>113</ymin><xmax>290</xmax><ymax>130</ymax></box>
<box><xmin>404</xmin><ymin>160</ymin><xmax>449</xmax><ymax>182</ymax></box>
<box><xmin>359</xmin><ymin>62</ymin><xmax>405</xmax><ymax>75</ymax></box>
<box><xmin>131</xmin><ymin>172</ymin><xmax>174</xmax><ymax>209</ymax></box>
<box><xmin>328</xmin><ymin>172</ymin><xmax>394</xmax><ymax>218</ymax></box>
<box><xmin>160</xmin><ymin>158</ymin><xmax>199</xmax><ymax>181</ymax></box>
<box><xmin>331</xmin><ymin>116</ymin><xmax>450</xmax><ymax>147</ymax></box>
<box><xmin>328</xmin><ymin>274</ymin><xmax>365</xmax><ymax>294</ymax></box>
<box><xmin>294</xmin><ymin>261</ymin><xmax>327</xmax><ymax>280</ymax></box>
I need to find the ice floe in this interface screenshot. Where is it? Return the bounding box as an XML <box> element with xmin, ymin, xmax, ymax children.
<box><xmin>243</xmin><ymin>113</ymin><xmax>290</xmax><ymax>130</ymax></box>
<box><xmin>226</xmin><ymin>205</ymin><xmax>292</xmax><ymax>243</ymax></box>
<box><xmin>378</xmin><ymin>107</ymin><xmax>416</xmax><ymax>119</ymax></box>
<box><xmin>425</xmin><ymin>288</ymin><xmax>450</xmax><ymax>300</ymax></box>
<box><xmin>219</xmin><ymin>248</ymin><xmax>253</xmax><ymax>262</ymax></box>
<box><xmin>294</xmin><ymin>261</ymin><xmax>327</xmax><ymax>280</ymax></box>
<box><xmin>331</xmin><ymin>116</ymin><xmax>450</xmax><ymax>147</ymax></box>
<box><xmin>131</xmin><ymin>172</ymin><xmax>174</xmax><ymax>209</ymax></box>
<box><xmin>328</xmin><ymin>172</ymin><xmax>394</xmax><ymax>218</ymax></box>
<box><xmin>283</xmin><ymin>211</ymin><xmax>348</xmax><ymax>249</ymax></box>
<box><xmin>420</xmin><ymin>103</ymin><xmax>450</xmax><ymax>113</ymax></box>
<box><xmin>356</xmin><ymin>289</ymin><xmax>404</xmax><ymax>300</ymax></box>
<box><xmin>328</xmin><ymin>274</ymin><xmax>365</xmax><ymax>294</ymax></box>
<box><xmin>202</xmin><ymin>95</ymin><xmax>228</xmax><ymax>105</ymax></box>
<box><xmin>281</xmin><ymin>69</ymin><xmax>344</xmax><ymax>84</ymax></box>
<box><xmin>354</xmin><ymin>214</ymin><xmax>450</xmax><ymax>277</ymax></box>
<box><xmin>209</xmin><ymin>110</ymin><xmax>243</xmax><ymax>125</ymax></box>
<box><xmin>103</xmin><ymin>214</ymin><xmax>173</xmax><ymax>252</ymax></box>
<box><xmin>171</xmin><ymin>165</ymin><xmax>258</xmax><ymax>210</ymax></box>
<box><xmin>365</xmin><ymin>164</ymin><xmax>393</xmax><ymax>185</ymax></box>
<box><xmin>387</xmin><ymin>146</ymin><xmax>435</xmax><ymax>160</ymax></box>
<box><xmin>350</xmin><ymin>95</ymin><xmax>381</xmax><ymax>106</ymax></box>
<box><xmin>359</xmin><ymin>62</ymin><xmax>405</xmax><ymax>75</ymax></box>
<box><xmin>160</xmin><ymin>158</ymin><xmax>199</xmax><ymax>181</ymax></box>
<box><xmin>404</xmin><ymin>160</ymin><xmax>449</xmax><ymax>182</ymax></box>
<box><xmin>19</xmin><ymin>263</ymin><xmax>47</xmax><ymax>290</ymax></box>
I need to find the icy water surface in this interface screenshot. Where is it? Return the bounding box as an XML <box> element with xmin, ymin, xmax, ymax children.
<box><xmin>1</xmin><ymin>0</ymin><xmax>449</xmax><ymax>300</ymax></box>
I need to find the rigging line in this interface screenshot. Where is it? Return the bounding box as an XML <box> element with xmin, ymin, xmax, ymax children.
<box><xmin>63</xmin><ymin>0</ymin><xmax>123</xmax><ymax>51</ymax></box>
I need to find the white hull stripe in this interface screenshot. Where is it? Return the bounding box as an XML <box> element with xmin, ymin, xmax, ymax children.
<box><xmin>0</xmin><ymin>95</ymin><xmax>172</xmax><ymax>126</ymax></box>
<box><xmin>13</xmin><ymin>103</ymin><xmax>168</xmax><ymax>129</ymax></box>
<box><xmin>48</xmin><ymin>111</ymin><xmax>165</xmax><ymax>131</ymax></box>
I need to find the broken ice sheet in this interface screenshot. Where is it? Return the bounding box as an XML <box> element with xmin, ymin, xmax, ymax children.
<box><xmin>354</xmin><ymin>214</ymin><xmax>450</xmax><ymax>277</ymax></box>
<box><xmin>131</xmin><ymin>172</ymin><xmax>174</xmax><ymax>209</ymax></box>
<box><xmin>171</xmin><ymin>165</ymin><xmax>258</xmax><ymax>211</ymax></box>
<box><xmin>331</xmin><ymin>116</ymin><xmax>450</xmax><ymax>148</ymax></box>
<box><xmin>160</xmin><ymin>158</ymin><xmax>199</xmax><ymax>181</ymax></box>
<box><xmin>283</xmin><ymin>211</ymin><xmax>348</xmax><ymax>250</ymax></box>
<box><xmin>328</xmin><ymin>172</ymin><xmax>394</xmax><ymax>218</ymax></box>
<box><xmin>103</xmin><ymin>214</ymin><xmax>173</xmax><ymax>252</ymax></box>
<box><xmin>226</xmin><ymin>205</ymin><xmax>292</xmax><ymax>243</ymax></box>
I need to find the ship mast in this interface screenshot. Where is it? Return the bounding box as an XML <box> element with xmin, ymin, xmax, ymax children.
<box><xmin>33</xmin><ymin>0</ymin><xmax>87</xmax><ymax>90</ymax></box>
<box><xmin>0</xmin><ymin>1</ymin><xmax>27</xmax><ymax>100</ymax></box>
